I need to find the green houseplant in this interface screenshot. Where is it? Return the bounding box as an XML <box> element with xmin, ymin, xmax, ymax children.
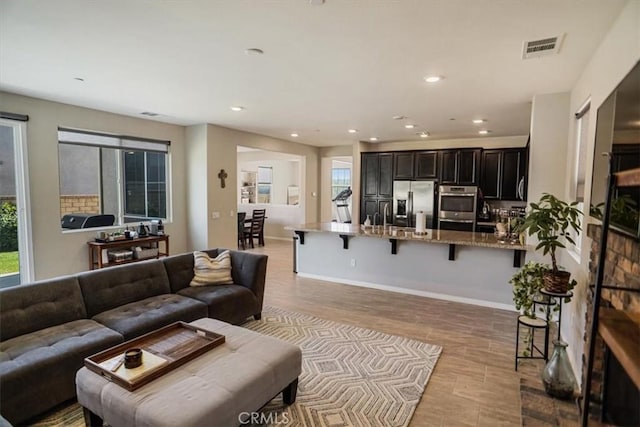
<box><xmin>510</xmin><ymin>261</ymin><xmax>546</xmax><ymax>318</ymax></box>
<box><xmin>520</xmin><ymin>193</ymin><xmax>582</xmax><ymax>293</ymax></box>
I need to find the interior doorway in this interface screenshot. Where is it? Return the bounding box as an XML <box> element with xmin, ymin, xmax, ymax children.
<box><xmin>0</xmin><ymin>119</ymin><xmax>33</xmax><ymax>287</ymax></box>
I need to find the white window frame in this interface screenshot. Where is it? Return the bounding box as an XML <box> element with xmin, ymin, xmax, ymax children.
<box><xmin>568</xmin><ymin>98</ymin><xmax>591</xmax><ymax>261</ymax></box>
<box><xmin>0</xmin><ymin>118</ymin><xmax>34</xmax><ymax>282</ymax></box>
<box><xmin>58</xmin><ymin>128</ymin><xmax>171</xmax><ymax>229</ymax></box>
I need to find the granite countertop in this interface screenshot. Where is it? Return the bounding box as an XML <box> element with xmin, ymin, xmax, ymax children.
<box><xmin>285</xmin><ymin>222</ymin><xmax>529</xmax><ymax>251</ymax></box>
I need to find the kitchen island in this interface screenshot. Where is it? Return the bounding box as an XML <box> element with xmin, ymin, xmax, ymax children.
<box><xmin>286</xmin><ymin>223</ymin><xmax>530</xmax><ymax>310</ymax></box>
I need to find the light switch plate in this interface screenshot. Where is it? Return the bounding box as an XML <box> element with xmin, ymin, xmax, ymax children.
<box><xmin>211</xmin><ymin>211</ymin><xmax>220</xmax><ymax>219</ymax></box>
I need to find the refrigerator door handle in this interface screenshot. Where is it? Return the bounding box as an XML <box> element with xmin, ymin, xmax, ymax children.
<box><xmin>408</xmin><ymin>191</ymin><xmax>414</xmax><ymax>227</ymax></box>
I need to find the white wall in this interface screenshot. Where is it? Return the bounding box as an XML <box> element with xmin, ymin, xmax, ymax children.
<box><xmin>558</xmin><ymin>0</ymin><xmax>640</xmax><ymax>385</ymax></box>
<box><xmin>0</xmin><ymin>92</ymin><xmax>188</xmax><ymax>280</ymax></box>
<box><xmin>528</xmin><ymin>92</ymin><xmax>571</xmax><ymax>204</ymax></box>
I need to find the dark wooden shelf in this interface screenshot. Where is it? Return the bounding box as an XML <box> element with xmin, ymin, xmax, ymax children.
<box><xmin>87</xmin><ymin>235</ymin><xmax>169</xmax><ymax>269</ymax></box>
<box><xmin>598</xmin><ymin>308</ymin><xmax>640</xmax><ymax>389</ymax></box>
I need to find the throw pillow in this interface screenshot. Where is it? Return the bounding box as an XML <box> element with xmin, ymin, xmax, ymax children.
<box><xmin>190</xmin><ymin>250</ymin><xmax>233</xmax><ymax>286</ymax></box>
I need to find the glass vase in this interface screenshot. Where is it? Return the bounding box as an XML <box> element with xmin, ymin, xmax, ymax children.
<box><xmin>542</xmin><ymin>340</ymin><xmax>577</xmax><ymax>400</ymax></box>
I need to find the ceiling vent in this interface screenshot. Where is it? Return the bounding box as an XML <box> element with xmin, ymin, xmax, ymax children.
<box><xmin>522</xmin><ymin>34</ymin><xmax>564</xmax><ymax>59</ymax></box>
<box><xmin>140</xmin><ymin>111</ymin><xmax>159</xmax><ymax>117</ymax></box>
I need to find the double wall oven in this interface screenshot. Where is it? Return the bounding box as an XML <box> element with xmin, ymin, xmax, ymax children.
<box><xmin>438</xmin><ymin>185</ymin><xmax>477</xmax><ymax>232</ymax></box>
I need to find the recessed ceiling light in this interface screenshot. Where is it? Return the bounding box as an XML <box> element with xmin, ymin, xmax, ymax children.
<box><xmin>424</xmin><ymin>76</ymin><xmax>442</xmax><ymax>83</ymax></box>
<box><xmin>245</xmin><ymin>48</ymin><xmax>264</xmax><ymax>55</ymax></box>
<box><xmin>392</xmin><ymin>115</ymin><xmax>406</xmax><ymax>120</ymax></box>
<box><xmin>348</xmin><ymin>129</ymin><xmax>358</xmax><ymax>134</ymax></box>
<box><xmin>479</xmin><ymin>130</ymin><xmax>491</xmax><ymax>135</ymax></box>
<box><xmin>419</xmin><ymin>132</ymin><xmax>430</xmax><ymax>138</ymax></box>
<box><xmin>405</xmin><ymin>124</ymin><xmax>416</xmax><ymax>129</ymax></box>
<box><xmin>230</xmin><ymin>106</ymin><xmax>244</xmax><ymax>112</ymax></box>
<box><xmin>369</xmin><ymin>137</ymin><xmax>378</xmax><ymax>142</ymax></box>
<box><xmin>74</xmin><ymin>77</ymin><xmax>85</xmax><ymax>82</ymax></box>
<box><xmin>290</xmin><ymin>133</ymin><xmax>299</xmax><ymax>137</ymax></box>
<box><xmin>472</xmin><ymin>119</ymin><xmax>485</xmax><ymax>124</ymax></box>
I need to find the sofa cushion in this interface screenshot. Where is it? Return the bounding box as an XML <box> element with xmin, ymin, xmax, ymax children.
<box><xmin>0</xmin><ymin>319</ymin><xmax>123</xmax><ymax>425</ymax></box>
<box><xmin>92</xmin><ymin>294</ymin><xmax>208</xmax><ymax>340</ymax></box>
<box><xmin>163</xmin><ymin>250</ymin><xmax>220</xmax><ymax>293</ymax></box>
<box><xmin>177</xmin><ymin>285</ymin><xmax>259</xmax><ymax>324</ymax></box>
<box><xmin>0</xmin><ymin>276</ymin><xmax>87</xmax><ymax>341</ymax></box>
<box><xmin>77</xmin><ymin>259</ymin><xmax>172</xmax><ymax>317</ymax></box>
<box><xmin>191</xmin><ymin>250</ymin><xmax>233</xmax><ymax>286</ymax></box>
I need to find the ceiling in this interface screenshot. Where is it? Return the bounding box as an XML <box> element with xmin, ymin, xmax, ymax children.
<box><xmin>0</xmin><ymin>0</ymin><xmax>627</xmax><ymax>147</ymax></box>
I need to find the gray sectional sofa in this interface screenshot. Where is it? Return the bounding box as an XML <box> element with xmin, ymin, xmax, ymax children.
<box><xmin>0</xmin><ymin>249</ymin><xmax>267</xmax><ymax>426</ymax></box>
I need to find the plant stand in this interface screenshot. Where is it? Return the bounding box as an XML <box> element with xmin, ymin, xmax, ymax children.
<box><xmin>540</xmin><ymin>288</ymin><xmax>573</xmax><ymax>341</ymax></box>
<box><xmin>515</xmin><ymin>315</ymin><xmax>549</xmax><ymax>371</ymax></box>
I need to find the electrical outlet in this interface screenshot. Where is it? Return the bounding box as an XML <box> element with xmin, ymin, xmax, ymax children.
<box><xmin>350</xmin><ymin>259</ymin><xmax>356</xmax><ymax>267</ymax></box>
<box><xmin>211</xmin><ymin>211</ymin><xmax>220</xmax><ymax>220</ymax></box>
<box><xmin>230</xmin><ymin>210</ymin><xmax>235</xmax><ymax>217</ymax></box>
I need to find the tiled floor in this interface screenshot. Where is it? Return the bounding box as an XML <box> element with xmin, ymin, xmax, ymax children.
<box><xmin>247</xmin><ymin>238</ymin><xmax>533</xmax><ymax>426</ymax></box>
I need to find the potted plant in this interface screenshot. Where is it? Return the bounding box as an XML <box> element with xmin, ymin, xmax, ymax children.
<box><xmin>510</xmin><ymin>261</ymin><xmax>547</xmax><ymax>318</ymax></box>
<box><xmin>520</xmin><ymin>193</ymin><xmax>582</xmax><ymax>293</ymax></box>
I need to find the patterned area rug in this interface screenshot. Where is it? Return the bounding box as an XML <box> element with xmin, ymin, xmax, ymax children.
<box><xmin>30</xmin><ymin>306</ymin><xmax>441</xmax><ymax>427</ymax></box>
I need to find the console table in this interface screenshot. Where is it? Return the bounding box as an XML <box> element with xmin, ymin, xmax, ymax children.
<box><xmin>87</xmin><ymin>235</ymin><xmax>169</xmax><ymax>270</ymax></box>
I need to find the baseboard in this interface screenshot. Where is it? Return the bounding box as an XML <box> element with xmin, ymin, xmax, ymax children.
<box><xmin>296</xmin><ymin>272</ymin><xmax>516</xmax><ymax>312</ymax></box>
<box><xmin>264</xmin><ymin>236</ymin><xmax>292</xmax><ymax>241</ymax></box>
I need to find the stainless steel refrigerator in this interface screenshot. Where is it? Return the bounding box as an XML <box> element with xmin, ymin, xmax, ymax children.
<box><xmin>393</xmin><ymin>181</ymin><xmax>436</xmax><ymax>228</ymax></box>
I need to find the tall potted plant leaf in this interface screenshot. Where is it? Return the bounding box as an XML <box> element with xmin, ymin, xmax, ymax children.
<box><xmin>520</xmin><ymin>193</ymin><xmax>582</xmax><ymax>293</ymax></box>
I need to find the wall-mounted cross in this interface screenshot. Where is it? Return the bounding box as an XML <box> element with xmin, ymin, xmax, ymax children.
<box><xmin>218</xmin><ymin>169</ymin><xmax>228</xmax><ymax>188</ymax></box>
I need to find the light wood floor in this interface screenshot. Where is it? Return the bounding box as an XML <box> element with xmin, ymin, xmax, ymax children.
<box><xmin>247</xmin><ymin>238</ymin><xmax>522</xmax><ymax>427</ymax></box>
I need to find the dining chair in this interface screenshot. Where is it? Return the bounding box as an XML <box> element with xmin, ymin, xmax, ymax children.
<box><xmin>244</xmin><ymin>209</ymin><xmax>266</xmax><ymax>248</ymax></box>
<box><xmin>237</xmin><ymin>212</ymin><xmax>247</xmax><ymax>250</ymax></box>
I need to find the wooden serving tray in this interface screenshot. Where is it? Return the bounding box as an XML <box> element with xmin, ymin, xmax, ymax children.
<box><xmin>84</xmin><ymin>322</ymin><xmax>225</xmax><ymax>391</ymax></box>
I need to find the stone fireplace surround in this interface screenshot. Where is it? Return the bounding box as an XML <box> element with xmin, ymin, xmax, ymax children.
<box><xmin>583</xmin><ymin>224</ymin><xmax>639</xmax><ymax>423</ymax></box>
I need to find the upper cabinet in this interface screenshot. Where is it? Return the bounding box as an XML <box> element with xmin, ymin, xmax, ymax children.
<box><xmin>361</xmin><ymin>153</ymin><xmax>393</xmax><ymax>198</ymax></box>
<box><xmin>439</xmin><ymin>149</ymin><xmax>481</xmax><ymax>186</ymax></box>
<box><xmin>414</xmin><ymin>151</ymin><xmax>438</xmax><ymax>179</ymax></box>
<box><xmin>480</xmin><ymin>150</ymin><xmax>502</xmax><ymax>199</ymax></box>
<box><xmin>479</xmin><ymin>147</ymin><xmax>528</xmax><ymax>201</ymax></box>
<box><xmin>393</xmin><ymin>152</ymin><xmax>414</xmax><ymax>179</ymax></box>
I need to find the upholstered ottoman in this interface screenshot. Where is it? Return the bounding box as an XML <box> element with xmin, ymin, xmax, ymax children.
<box><xmin>76</xmin><ymin>318</ymin><xmax>302</xmax><ymax>427</ymax></box>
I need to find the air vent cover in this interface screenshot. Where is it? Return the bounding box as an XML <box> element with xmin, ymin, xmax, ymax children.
<box><xmin>522</xmin><ymin>34</ymin><xmax>564</xmax><ymax>59</ymax></box>
<box><xmin>140</xmin><ymin>111</ymin><xmax>159</xmax><ymax>117</ymax></box>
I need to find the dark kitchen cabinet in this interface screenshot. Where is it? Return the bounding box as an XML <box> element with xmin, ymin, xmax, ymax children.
<box><xmin>479</xmin><ymin>148</ymin><xmax>528</xmax><ymax>201</ymax></box>
<box><xmin>458</xmin><ymin>149</ymin><xmax>481</xmax><ymax>185</ymax></box>
<box><xmin>439</xmin><ymin>151</ymin><xmax>458</xmax><ymax>184</ymax></box>
<box><xmin>360</xmin><ymin>153</ymin><xmax>393</xmax><ymax>222</ymax></box>
<box><xmin>414</xmin><ymin>151</ymin><xmax>438</xmax><ymax>179</ymax></box>
<box><xmin>394</xmin><ymin>152</ymin><xmax>414</xmax><ymax>179</ymax></box>
<box><xmin>501</xmin><ymin>150</ymin><xmax>523</xmax><ymax>200</ymax></box>
<box><xmin>362</xmin><ymin>152</ymin><xmax>393</xmax><ymax>198</ymax></box>
<box><xmin>360</xmin><ymin>199</ymin><xmax>392</xmax><ymax>225</ymax></box>
<box><xmin>439</xmin><ymin>149</ymin><xmax>480</xmax><ymax>185</ymax></box>
<box><xmin>480</xmin><ymin>150</ymin><xmax>502</xmax><ymax>199</ymax></box>
<box><xmin>378</xmin><ymin>153</ymin><xmax>393</xmax><ymax>197</ymax></box>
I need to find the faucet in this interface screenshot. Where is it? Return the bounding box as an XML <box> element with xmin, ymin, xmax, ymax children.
<box><xmin>373</xmin><ymin>212</ymin><xmax>380</xmax><ymax>227</ymax></box>
<box><xmin>383</xmin><ymin>203</ymin><xmax>390</xmax><ymax>229</ymax></box>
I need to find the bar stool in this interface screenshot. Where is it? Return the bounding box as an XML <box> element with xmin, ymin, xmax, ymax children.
<box><xmin>514</xmin><ymin>291</ymin><xmax>556</xmax><ymax>371</ymax></box>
